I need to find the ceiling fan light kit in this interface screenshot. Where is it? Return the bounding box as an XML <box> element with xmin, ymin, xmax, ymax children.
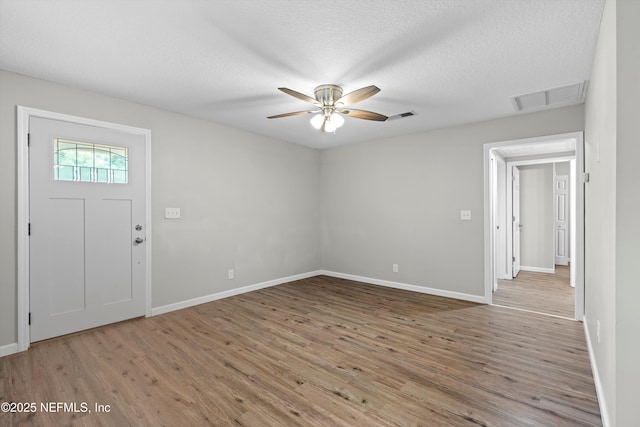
<box><xmin>310</xmin><ymin>112</ymin><xmax>344</xmax><ymax>132</ymax></box>
<box><xmin>268</xmin><ymin>84</ymin><xmax>388</xmax><ymax>133</ymax></box>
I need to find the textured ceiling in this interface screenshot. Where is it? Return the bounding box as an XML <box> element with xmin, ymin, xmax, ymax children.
<box><xmin>0</xmin><ymin>0</ymin><xmax>605</xmax><ymax>149</ymax></box>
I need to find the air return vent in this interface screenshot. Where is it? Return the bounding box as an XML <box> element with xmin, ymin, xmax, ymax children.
<box><xmin>511</xmin><ymin>81</ymin><xmax>588</xmax><ymax>112</ymax></box>
<box><xmin>386</xmin><ymin>111</ymin><xmax>417</xmax><ymax>121</ymax></box>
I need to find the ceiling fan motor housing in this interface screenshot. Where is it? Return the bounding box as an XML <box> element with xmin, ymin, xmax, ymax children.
<box><xmin>314</xmin><ymin>84</ymin><xmax>343</xmax><ymax>117</ymax></box>
<box><xmin>315</xmin><ymin>84</ymin><xmax>343</xmax><ymax>104</ymax></box>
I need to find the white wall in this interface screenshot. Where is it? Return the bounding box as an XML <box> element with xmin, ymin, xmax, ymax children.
<box><xmin>0</xmin><ymin>70</ymin><xmax>321</xmax><ymax>347</ymax></box>
<box><xmin>519</xmin><ymin>164</ymin><xmax>554</xmax><ymax>271</ymax></box>
<box><xmin>321</xmin><ymin>105</ymin><xmax>584</xmax><ymax>299</ymax></box>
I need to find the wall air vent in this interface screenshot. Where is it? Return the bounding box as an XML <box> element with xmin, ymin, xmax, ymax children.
<box><xmin>386</xmin><ymin>111</ymin><xmax>417</xmax><ymax>121</ymax></box>
<box><xmin>511</xmin><ymin>81</ymin><xmax>588</xmax><ymax>112</ymax></box>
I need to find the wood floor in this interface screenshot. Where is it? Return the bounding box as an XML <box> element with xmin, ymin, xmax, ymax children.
<box><xmin>1</xmin><ymin>275</ymin><xmax>600</xmax><ymax>426</ymax></box>
<box><xmin>493</xmin><ymin>265</ymin><xmax>574</xmax><ymax>319</ymax></box>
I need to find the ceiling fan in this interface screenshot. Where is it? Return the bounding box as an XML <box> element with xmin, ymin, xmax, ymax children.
<box><xmin>267</xmin><ymin>84</ymin><xmax>388</xmax><ymax>132</ymax></box>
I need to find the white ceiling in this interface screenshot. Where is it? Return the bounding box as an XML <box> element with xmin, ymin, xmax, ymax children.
<box><xmin>0</xmin><ymin>0</ymin><xmax>605</xmax><ymax>149</ymax></box>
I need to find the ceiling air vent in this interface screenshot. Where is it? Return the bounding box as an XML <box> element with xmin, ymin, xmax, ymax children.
<box><xmin>511</xmin><ymin>81</ymin><xmax>588</xmax><ymax>112</ymax></box>
<box><xmin>386</xmin><ymin>111</ymin><xmax>417</xmax><ymax>121</ymax></box>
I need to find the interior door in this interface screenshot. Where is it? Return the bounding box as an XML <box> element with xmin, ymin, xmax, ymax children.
<box><xmin>512</xmin><ymin>166</ymin><xmax>521</xmax><ymax>277</ymax></box>
<box><xmin>555</xmin><ymin>175</ymin><xmax>570</xmax><ymax>265</ymax></box>
<box><xmin>29</xmin><ymin>117</ymin><xmax>146</xmax><ymax>342</ymax></box>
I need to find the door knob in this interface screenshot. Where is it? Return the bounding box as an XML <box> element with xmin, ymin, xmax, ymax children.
<box><xmin>134</xmin><ymin>237</ymin><xmax>144</xmax><ymax>244</ymax></box>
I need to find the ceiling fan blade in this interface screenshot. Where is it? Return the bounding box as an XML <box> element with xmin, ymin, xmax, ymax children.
<box><xmin>337</xmin><ymin>85</ymin><xmax>380</xmax><ymax>105</ymax></box>
<box><xmin>278</xmin><ymin>87</ymin><xmax>318</xmax><ymax>105</ymax></box>
<box><xmin>339</xmin><ymin>108</ymin><xmax>388</xmax><ymax>121</ymax></box>
<box><xmin>267</xmin><ymin>110</ymin><xmax>317</xmax><ymax>119</ymax></box>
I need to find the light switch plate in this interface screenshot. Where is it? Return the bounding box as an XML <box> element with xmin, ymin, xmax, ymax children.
<box><xmin>165</xmin><ymin>208</ymin><xmax>181</xmax><ymax>219</ymax></box>
<box><xmin>460</xmin><ymin>210</ymin><xmax>472</xmax><ymax>220</ymax></box>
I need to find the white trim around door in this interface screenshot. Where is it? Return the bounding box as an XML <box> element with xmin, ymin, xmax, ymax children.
<box><xmin>483</xmin><ymin>132</ymin><xmax>585</xmax><ymax>321</ymax></box>
<box><xmin>505</xmin><ymin>155</ymin><xmax>574</xmax><ymax>280</ymax></box>
<box><xmin>16</xmin><ymin>106</ymin><xmax>152</xmax><ymax>352</ymax></box>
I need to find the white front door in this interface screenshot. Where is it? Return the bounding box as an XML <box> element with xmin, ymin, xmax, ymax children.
<box><xmin>512</xmin><ymin>166</ymin><xmax>521</xmax><ymax>277</ymax></box>
<box><xmin>555</xmin><ymin>175</ymin><xmax>570</xmax><ymax>266</ymax></box>
<box><xmin>29</xmin><ymin>117</ymin><xmax>147</xmax><ymax>342</ymax></box>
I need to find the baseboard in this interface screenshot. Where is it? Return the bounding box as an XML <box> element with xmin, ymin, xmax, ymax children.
<box><xmin>583</xmin><ymin>316</ymin><xmax>610</xmax><ymax>427</ymax></box>
<box><xmin>0</xmin><ymin>342</ymin><xmax>18</xmax><ymax>358</ymax></box>
<box><xmin>151</xmin><ymin>270</ymin><xmax>323</xmax><ymax>316</ymax></box>
<box><xmin>319</xmin><ymin>270</ymin><xmax>487</xmax><ymax>304</ymax></box>
<box><xmin>520</xmin><ymin>266</ymin><xmax>555</xmax><ymax>274</ymax></box>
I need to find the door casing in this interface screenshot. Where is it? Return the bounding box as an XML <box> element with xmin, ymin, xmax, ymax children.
<box><xmin>17</xmin><ymin>106</ymin><xmax>152</xmax><ymax>352</ymax></box>
<box><xmin>505</xmin><ymin>157</ymin><xmax>574</xmax><ymax>278</ymax></box>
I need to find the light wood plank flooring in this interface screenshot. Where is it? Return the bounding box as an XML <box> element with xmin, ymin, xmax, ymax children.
<box><xmin>1</xmin><ymin>275</ymin><xmax>600</xmax><ymax>426</ymax></box>
<box><xmin>493</xmin><ymin>265</ymin><xmax>574</xmax><ymax>319</ymax></box>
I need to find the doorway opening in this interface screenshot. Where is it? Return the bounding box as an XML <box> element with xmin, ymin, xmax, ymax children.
<box><xmin>483</xmin><ymin>132</ymin><xmax>584</xmax><ymax>320</ymax></box>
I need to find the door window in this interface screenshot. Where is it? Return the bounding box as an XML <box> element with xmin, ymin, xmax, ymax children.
<box><xmin>53</xmin><ymin>139</ymin><xmax>128</xmax><ymax>183</ymax></box>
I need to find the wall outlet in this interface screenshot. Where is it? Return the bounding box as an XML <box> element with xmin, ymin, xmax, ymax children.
<box><xmin>460</xmin><ymin>210</ymin><xmax>472</xmax><ymax>221</ymax></box>
<box><xmin>165</xmin><ymin>208</ymin><xmax>181</xmax><ymax>219</ymax></box>
<box><xmin>392</xmin><ymin>264</ymin><xmax>399</xmax><ymax>273</ymax></box>
<box><xmin>228</xmin><ymin>269</ymin><xmax>235</xmax><ymax>280</ymax></box>
<box><xmin>596</xmin><ymin>320</ymin><xmax>601</xmax><ymax>343</ymax></box>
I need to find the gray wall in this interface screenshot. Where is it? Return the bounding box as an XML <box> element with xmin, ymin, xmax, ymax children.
<box><xmin>555</xmin><ymin>161</ymin><xmax>570</xmax><ymax>176</ymax></box>
<box><xmin>0</xmin><ymin>70</ymin><xmax>321</xmax><ymax>346</ymax></box>
<box><xmin>584</xmin><ymin>0</ymin><xmax>618</xmax><ymax>423</ymax></box>
<box><xmin>615</xmin><ymin>0</ymin><xmax>640</xmax><ymax>423</ymax></box>
<box><xmin>321</xmin><ymin>105</ymin><xmax>584</xmax><ymax>298</ymax></box>
<box><xmin>519</xmin><ymin>164</ymin><xmax>554</xmax><ymax>270</ymax></box>
<box><xmin>584</xmin><ymin>0</ymin><xmax>640</xmax><ymax>425</ymax></box>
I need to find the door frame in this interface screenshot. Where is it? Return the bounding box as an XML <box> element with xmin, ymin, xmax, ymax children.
<box><xmin>483</xmin><ymin>131</ymin><xmax>584</xmax><ymax>320</ymax></box>
<box><xmin>505</xmin><ymin>157</ymin><xmax>574</xmax><ymax>277</ymax></box>
<box><xmin>16</xmin><ymin>106</ymin><xmax>152</xmax><ymax>352</ymax></box>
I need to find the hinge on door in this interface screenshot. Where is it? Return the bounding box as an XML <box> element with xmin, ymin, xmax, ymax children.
<box><xmin>512</xmin><ymin>256</ymin><xmax>516</xmax><ymax>262</ymax></box>
<box><xmin>583</xmin><ymin>172</ymin><xmax>590</xmax><ymax>183</ymax></box>
<box><xmin>28</xmin><ymin>133</ymin><xmax>31</xmax><ymax>147</ymax></box>
<box><xmin>28</xmin><ymin>223</ymin><xmax>31</xmax><ymax>236</ymax></box>
<box><xmin>512</xmin><ymin>216</ymin><xmax>515</xmax><ymax>222</ymax></box>
<box><xmin>28</xmin><ymin>313</ymin><xmax>31</xmax><ymax>325</ymax></box>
